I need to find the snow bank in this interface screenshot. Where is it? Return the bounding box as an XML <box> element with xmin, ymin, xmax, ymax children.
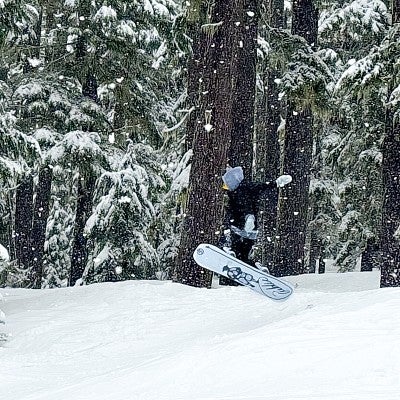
<box><xmin>1</xmin><ymin>271</ymin><xmax>399</xmax><ymax>400</ymax></box>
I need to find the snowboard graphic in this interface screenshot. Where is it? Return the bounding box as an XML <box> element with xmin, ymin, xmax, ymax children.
<box><xmin>193</xmin><ymin>243</ymin><xmax>293</xmax><ymax>301</ymax></box>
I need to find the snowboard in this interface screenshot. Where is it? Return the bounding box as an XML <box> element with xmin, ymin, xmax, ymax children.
<box><xmin>193</xmin><ymin>243</ymin><xmax>293</xmax><ymax>301</ymax></box>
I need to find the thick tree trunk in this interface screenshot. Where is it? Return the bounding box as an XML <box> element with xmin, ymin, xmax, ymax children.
<box><xmin>291</xmin><ymin>0</ymin><xmax>318</xmax><ymax>45</ymax></box>
<box><xmin>254</xmin><ymin>0</ymin><xmax>284</xmax><ymax>180</ymax></box>
<box><xmin>254</xmin><ymin>74</ymin><xmax>281</xmax><ymax>181</ymax></box>
<box><xmin>380</xmin><ymin>108</ymin><xmax>400</xmax><ymax>286</ymax></box>
<box><xmin>379</xmin><ymin>0</ymin><xmax>400</xmax><ymax>287</ymax></box>
<box><xmin>229</xmin><ymin>0</ymin><xmax>258</xmax><ymax>179</ymax></box>
<box><xmin>174</xmin><ymin>0</ymin><xmax>238</xmax><ymax>288</ymax></box>
<box><xmin>14</xmin><ymin>176</ymin><xmax>34</xmax><ymax>269</ymax></box>
<box><xmin>29</xmin><ymin>167</ymin><xmax>52</xmax><ymax>289</ymax></box>
<box><xmin>273</xmin><ymin>0</ymin><xmax>317</xmax><ymax>277</ymax></box>
<box><xmin>184</xmin><ymin>1</ymin><xmax>210</xmax><ymax>151</ymax></box>
<box><xmin>254</xmin><ymin>73</ymin><xmax>281</xmax><ymax>270</ymax></box>
<box><xmin>274</xmin><ymin>104</ymin><xmax>314</xmax><ymax>276</ymax></box>
<box><xmin>254</xmin><ymin>0</ymin><xmax>285</xmax><ymax>269</ymax></box>
<box><xmin>69</xmin><ymin>172</ymin><xmax>96</xmax><ymax>286</ymax></box>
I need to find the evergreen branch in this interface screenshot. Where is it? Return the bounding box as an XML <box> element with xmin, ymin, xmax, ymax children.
<box><xmin>162</xmin><ymin>106</ymin><xmax>194</xmax><ymax>134</ymax></box>
<box><xmin>201</xmin><ymin>21</ymin><xmax>223</xmax><ymax>35</ymax></box>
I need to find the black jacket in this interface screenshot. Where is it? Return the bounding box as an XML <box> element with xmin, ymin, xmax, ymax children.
<box><xmin>225</xmin><ymin>180</ymin><xmax>278</xmax><ymax>230</ymax></box>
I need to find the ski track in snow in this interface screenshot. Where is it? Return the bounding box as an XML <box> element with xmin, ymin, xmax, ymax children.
<box><xmin>1</xmin><ymin>271</ymin><xmax>400</xmax><ymax>400</ymax></box>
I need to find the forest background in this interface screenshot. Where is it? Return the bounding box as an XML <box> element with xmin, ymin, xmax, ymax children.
<box><xmin>1</xmin><ymin>0</ymin><xmax>400</xmax><ymax>299</ymax></box>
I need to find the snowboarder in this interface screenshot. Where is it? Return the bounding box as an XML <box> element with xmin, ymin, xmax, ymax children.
<box><xmin>220</xmin><ymin>166</ymin><xmax>292</xmax><ymax>284</ymax></box>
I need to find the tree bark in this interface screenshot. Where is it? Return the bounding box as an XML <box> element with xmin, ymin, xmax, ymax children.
<box><xmin>274</xmin><ymin>104</ymin><xmax>314</xmax><ymax>276</ymax></box>
<box><xmin>29</xmin><ymin>167</ymin><xmax>52</xmax><ymax>289</ymax></box>
<box><xmin>361</xmin><ymin>238</ymin><xmax>379</xmax><ymax>272</ymax></box>
<box><xmin>254</xmin><ymin>0</ymin><xmax>285</xmax><ymax>269</ymax></box>
<box><xmin>14</xmin><ymin>176</ymin><xmax>34</xmax><ymax>269</ymax></box>
<box><xmin>309</xmin><ymin>232</ymin><xmax>323</xmax><ymax>273</ymax></box>
<box><xmin>269</xmin><ymin>0</ymin><xmax>285</xmax><ymax>27</ymax></box>
<box><xmin>380</xmin><ymin>112</ymin><xmax>400</xmax><ymax>287</ymax></box>
<box><xmin>184</xmin><ymin>1</ymin><xmax>210</xmax><ymax>151</ymax></box>
<box><xmin>291</xmin><ymin>0</ymin><xmax>318</xmax><ymax>46</ymax></box>
<box><xmin>272</xmin><ymin>0</ymin><xmax>317</xmax><ymax>277</ymax></box>
<box><xmin>393</xmin><ymin>0</ymin><xmax>400</xmax><ymax>24</ymax></box>
<box><xmin>69</xmin><ymin>172</ymin><xmax>96</xmax><ymax>286</ymax></box>
<box><xmin>174</xmin><ymin>0</ymin><xmax>238</xmax><ymax>288</ymax></box>
<box><xmin>229</xmin><ymin>0</ymin><xmax>258</xmax><ymax>179</ymax></box>
<box><xmin>379</xmin><ymin>0</ymin><xmax>400</xmax><ymax>287</ymax></box>
<box><xmin>76</xmin><ymin>0</ymin><xmax>98</xmax><ymax>104</ymax></box>
<box><xmin>254</xmin><ymin>0</ymin><xmax>284</xmax><ymax>181</ymax></box>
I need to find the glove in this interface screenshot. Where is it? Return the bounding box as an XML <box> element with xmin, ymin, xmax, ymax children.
<box><xmin>244</xmin><ymin>214</ymin><xmax>255</xmax><ymax>232</ymax></box>
<box><xmin>276</xmin><ymin>174</ymin><xmax>292</xmax><ymax>188</ymax></box>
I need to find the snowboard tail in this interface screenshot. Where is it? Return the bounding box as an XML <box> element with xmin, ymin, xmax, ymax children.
<box><xmin>193</xmin><ymin>243</ymin><xmax>293</xmax><ymax>301</ymax></box>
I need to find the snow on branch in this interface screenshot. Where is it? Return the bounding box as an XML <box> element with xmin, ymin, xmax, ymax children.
<box><xmin>319</xmin><ymin>0</ymin><xmax>388</xmax><ymax>39</ymax></box>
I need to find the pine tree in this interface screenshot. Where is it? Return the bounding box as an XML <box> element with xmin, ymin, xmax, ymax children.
<box><xmin>0</xmin><ymin>91</ymin><xmax>40</xmax><ymax>285</ymax></box>
<box><xmin>83</xmin><ymin>142</ymin><xmax>165</xmax><ymax>283</ymax></box>
<box><xmin>288</xmin><ymin>0</ymin><xmax>389</xmax><ymax>272</ymax></box>
<box><xmin>43</xmin><ymin>197</ymin><xmax>74</xmax><ymax>288</ymax></box>
<box><xmin>322</xmin><ymin>0</ymin><xmax>389</xmax><ymax>271</ymax></box>
<box><xmin>8</xmin><ymin>71</ymin><xmax>108</xmax><ymax>286</ymax></box>
<box><xmin>154</xmin><ymin>150</ymin><xmax>190</xmax><ymax>279</ymax></box>
<box><xmin>45</xmin><ymin>130</ymin><xmax>107</xmax><ymax>286</ymax></box>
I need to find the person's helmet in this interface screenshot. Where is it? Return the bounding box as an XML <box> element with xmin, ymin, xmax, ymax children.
<box><xmin>222</xmin><ymin>166</ymin><xmax>244</xmax><ymax>191</ymax></box>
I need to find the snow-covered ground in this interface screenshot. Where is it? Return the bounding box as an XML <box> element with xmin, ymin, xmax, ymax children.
<box><xmin>1</xmin><ymin>271</ymin><xmax>400</xmax><ymax>400</ymax></box>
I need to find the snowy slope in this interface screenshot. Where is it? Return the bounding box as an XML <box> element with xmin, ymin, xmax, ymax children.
<box><xmin>1</xmin><ymin>271</ymin><xmax>400</xmax><ymax>400</ymax></box>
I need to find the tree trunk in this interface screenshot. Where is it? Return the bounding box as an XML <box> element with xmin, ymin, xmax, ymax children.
<box><xmin>184</xmin><ymin>1</ymin><xmax>210</xmax><ymax>151</ymax></box>
<box><xmin>76</xmin><ymin>0</ymin><xmax>98</xmax><ymax>104</ymax></box>
<box><xmin>229</xmin><ymin>0</ymin><xmax>258</xmax><ymax>179</ymax></box>
<box><xmin>29</xmin><ymin>167</ymin><xmax>52</xmax><ymax>289</ymax></box>
<box><xmin>361</xmin><ymin>238</ymin><xmax>379</xmax><ymax>272</ymax></box>
<box><xmin>14</xmin><ymin>176</ymin><xmax>34</xmax><ymax>269</ymax></box>
<box><xmin>291</xmin><ymin>0</ymin><xmax>318</xmax><ymax>46</ymax></box>
<box><xmin>309</xmin><ymin>232</ymin><xmax>323</xmax><ymax>274</ymax></box>
<box><xmin>274</xmin><ymin>104</ymin><xmax>314</xmax><ymax>276</ymax></box>
<box><xmin>69</xmin><ymin>172</ymin><xmax>96</xmax><ymax>286</ymax></box>
<box><xmin>174</xmin><ymin>0</ymin><xmax>238</xmax><ymax>288</ymax></box>
<box><xmin>268</xmin><ymin>0</ymin><xmax>285</xmax><ymax>27</ymax></box>
<box><xmin>379</xmin><ymin>0</ymin><xmax>400</xmax><ymax>287</ymax></box>
<box><xmin>272</xmin><ymin>0</ymin><xmax>317</xmax><ymax>277</ymax></box>
<box><xmin>254</xmin><ymin>0</ymin><xmax>285</xmax><ymax>269</ymax></box>
<box><xmin>380</xmin><ymin>110</ymin><xmax>400</xmax><ymax>286</ymax></box>
<box><xmin>380</xmin><ymin>114</ymin><xmax>400</xmax><ymax>287</ymax></box>
<box><xmin>254</xmin><ymin>0</ymin><xmax>284</xmax><ymax>181</ymax></box>
<box><xmin>393</xmin><ymin>0</ymin><xmax>400</xmax><ymax>23</ymax></box>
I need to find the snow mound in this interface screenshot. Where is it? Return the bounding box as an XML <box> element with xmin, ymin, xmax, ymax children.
<box><xmin>1</xmin><ymin>271</ymin><xmax>400</xmax><ymax>400</ymax></box>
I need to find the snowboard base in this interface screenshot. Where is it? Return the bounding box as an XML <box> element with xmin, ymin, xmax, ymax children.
<box><xmin>193</xmin><ymin>243</ymin><xmax>293</xmax><ymax>301</ymax></box>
